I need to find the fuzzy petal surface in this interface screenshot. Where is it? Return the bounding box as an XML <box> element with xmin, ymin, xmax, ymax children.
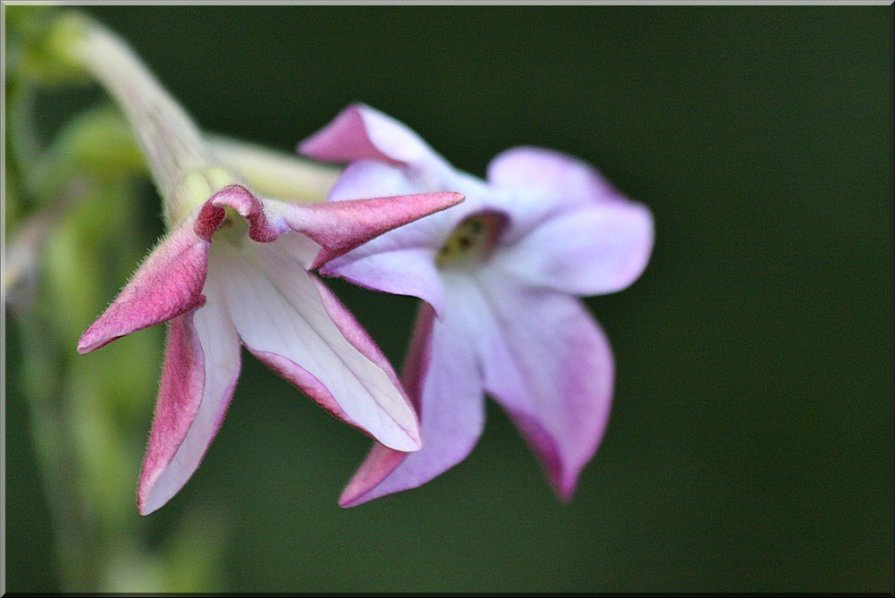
<box><xmin>273</xmin><ymin>191</ymin><xmax>463</xmax><ymax>270</ymax></box>
<box><xmin>340</xmin><ymin>275</ymin><xmax>487</xmax><ymax>507</ymax></box>
<box><xmin>78</xmin><ymin>220</ymin><xmax>210</xmax><ymax>353</ymax></box>
<box><xmin>205</xmin><ymin>185</ymin><xmax>290</xmax><ymax>242</ymax></box>
<box><xmin>214</xmin><ymin>237</ymin><xmax>421</xmax><ymax>452</ymax></box>
<box><xmin>137</xmin><ymin>275</ymin><xmax>241</xmax><ymax>515</ymax></box>
<box><xmin>474</xmin><ymin>268</ymin><xmax>615</xmax><ymax>501</ymax></box>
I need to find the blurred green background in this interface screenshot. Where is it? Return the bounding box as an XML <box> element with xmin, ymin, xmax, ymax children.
<box><xmin>6</xmin><ymin>5</ymin><xmax>892</xmax><ymax>592</ymax></box>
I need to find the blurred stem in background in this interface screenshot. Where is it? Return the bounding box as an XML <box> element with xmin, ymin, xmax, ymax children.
<box><xmin>4</xmin><ymin>6</ymin><xmax>339</xmax><ymax>591</ymax></box>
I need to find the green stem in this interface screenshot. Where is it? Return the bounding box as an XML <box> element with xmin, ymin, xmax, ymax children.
<box><xmin>59</xmin><ymin>13</ymin><xmax>233</xmax><ymax>225</ymax></box>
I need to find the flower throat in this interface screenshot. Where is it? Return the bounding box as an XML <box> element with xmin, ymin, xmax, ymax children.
<box><xmin>436</xmin><ymin>211</ymin><xmax>507</xmax><ymax>269</ymax></box>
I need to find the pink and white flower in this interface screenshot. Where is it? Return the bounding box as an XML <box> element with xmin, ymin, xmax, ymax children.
<box><xmin>300</xmin><ymin>104</ymin><xmax>654</xmax><ymax>506</ymax></box>
<box><xmin>66</xmin><ymin>16</ymin><xmax>466</xmax><ymax>515</ymax></box>
<box><xmin>78</xmin><ymin>183</ymin><xmax>462</xmax><ymax>515</ymax></box>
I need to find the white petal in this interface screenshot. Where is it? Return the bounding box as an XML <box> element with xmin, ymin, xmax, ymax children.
<box><xmin>473</xmin><ymin>268</ymin><xmax>615</xmax><ymax>500</ymax></box>
<box><xmin>214</xmin><ymin>237</ymin><xmax>421</xmax><ymax>451</ymax></box>
<box><xmin>138</xmin><ymin>271</ymin><xmax>241</xmax><ymax>515</ymax></box>
<box><xmin>494</xmin><ymin>201</ymin><xmax>654</xmax><ymax>296</ymax></box>
<box><xmin>340</xmin><ymin>275</ymin><xmax>487</xmax><ymax>506</ymax></box>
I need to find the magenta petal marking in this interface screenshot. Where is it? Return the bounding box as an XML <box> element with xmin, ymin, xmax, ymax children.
<box><xmin>136</xmin><ymin>289</ymin><xmax>242</xmax><ymax>515</ymax></box>
<box><xmin>339</xmin><ymin>284</ymin><xmax>486</xmax><ymax>507</ymax></box>
<box><xmin>278</xmin><ymin>191</ymin><xmax>464</xmax><ymax>270</ymax></box>
<box><xmin>338</xmin><ymin>304</ymin><xmax>434</xmax><ymax>507</ymax></box>
<box><xmin>217</xmin><ymin>240</ymin><xmax>421</xmax><ymax>452</ymax></box>
<box><xmin>508</xmin><ymin>411</ymin><xmax>569</xmax><ymax>500</ymax></box>
<box><xmin>79</xmin><ymin>186</ymin><xmax>292</xmax><ymax>355</ymax></box>
<box><xmin>478</xmin><ymin>282</ymin><xmax>615</xmax><ymax>501</ymax></box>
<box><xmin>299</xmin><ymin>103</ymin><xmax>437</xmax><ymax>166</ymax></box>
<box><xmin>248</xmin><ymin>275</ymin><xmax>417</xmax><ymax>437</ymax></box>
<box><xmin>299</xmin><ymin>105</ymin><xmax>394</xmax><ymax>164</ymax></box>
<box><xmin>313</xmin><ymin>164</ymin><xmax>463</xmax><ymax>314</ymax></box>
<box><xmin>339</xmin><ymin>444</ymin><xmax>409</xmax><ymax>508</ymax></box>
<box><xmin>194</xmin><ymin>202</ymin><xmax>227</xmax><ymax>240</ymax></box>
<box><xmin>310</xmin><ymin>276</ymin><xmax>405</xmax><ymax>394</ymax></box>
<box><xmin>399</xmin><ymin>303</ymin><xmax>436</xmax><ymax>411</ymax></box>
<box><xmin>205</xmin><ymin>184</ymin><xmax>288</xmax><ymax>243</ymax></box>
<box><xmin>252</xmin><ymin>350</ymin><xmax>352</xmax><ymax>423</ymax></box>
<box><xmin>137</xmin><ymin>312</ymin><xmax>205</xmax><ymax>515</ymax></box>
<box><xmin>78</xmin><ymin>222</ymin><xmax>210</xmax><ymax>354</ymax></box>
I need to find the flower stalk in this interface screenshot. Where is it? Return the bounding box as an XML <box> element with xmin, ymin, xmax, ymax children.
<box><xmin>58</xmin><ymin>13</ymin><xmax>233</xmax><ymax>225</ymax></box>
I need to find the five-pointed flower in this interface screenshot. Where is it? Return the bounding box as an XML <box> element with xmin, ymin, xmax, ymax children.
<box><xmin>64</xmin><ymin>14</ymin><xmax>468</xmax><ymax>515</ymax></box>
<box><xmin>300</xmin><ymin>104</ymin><xmax>654</xmax><ymax>506</ymax></box>
<box><xmin>78</xmin><ymin>182</ymin><xmax>463</xmax><ymax>515</ymax></box>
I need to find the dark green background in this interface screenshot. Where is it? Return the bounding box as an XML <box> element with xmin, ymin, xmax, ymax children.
<box><xmin>7</xmin><ymin>6</ymin><xmax>892</xmax><ymax>592</ymax></box>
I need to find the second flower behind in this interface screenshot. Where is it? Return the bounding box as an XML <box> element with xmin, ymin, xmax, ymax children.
<box><xmin>300</xmin><ymin>104</ymin><xmax>655</xmax><ymax>507</ymax></box>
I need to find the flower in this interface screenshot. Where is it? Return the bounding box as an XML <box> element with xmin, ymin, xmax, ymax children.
<box><xmin>300</xmin><ymin>104</ymin><xmax>654</xmax><ymax>506</ymax></box>
<box><xmin>65</xmin><ymin>14</ymin><xmax>465</xmax><ymax>515</ymax></box>
<box><xmin>78</xmin><ymin>183</ymin><xmax>463</xmax><ymax>515</ymax></box>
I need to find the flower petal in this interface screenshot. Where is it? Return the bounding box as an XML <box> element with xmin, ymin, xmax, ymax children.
<box><xmin>316</xmin><ymin>160</ymin><xmax>477</xmax><ymax>315</ymax></box>
<box><xmin>337</xmin><ymin>302</ymin><xmax>432</xmax><ymax>506</ymax></box>
<box><xmin>328</xmin><ymin>159</ymin><xmax>427</xmax><ymax>201</ymax></box>
<box><xmin>340</xmin><ymin>275</ymin><xmax>487</xmax><ymax>507</ymax></box>
<box><xmin>77</xmin><ymin>220</ymin><xmax>210</xmax><ymax>353</ymax></box>
<box><xmin>299</xmin><ymin>103</ymin><xmax>449</xmax><ymax>169</ymax></box>
<box><xmin>213</xmin><ymin>238</ymin><xmax>421</xmax><ymax>452</ymax></box>
<box><xmin>486</xmin><ymin>146</ymin><xmax>632</xmax><ymax>243</ymax></box>
<box><xmin>272</xmin><ymin>191</ymin><xmax>463</xmax><ymax>271</ymax></box>
<box><xmin>137</xmin><ymin>276</ymin><xmax>241</xmax><ymax>515</ymax></box>
<box><xmin>495</xmin><ymin>200</ymin><xmax>654</xmax><ymax>296</ymax></box>
<box><xmin>309</xmin><ymin>274</ymin><xmax>405</xmax><ymax>401</ymax></box>
<box><xmin>473</xmin><ymin>273</ymin><xmax>614</xmax><ymax>501</ymax></box>
<box><xmin>206</xmin><ymin>184</ymin><xmax>290</xmax><ymax>243</ymax></box>
<box><xmin>321</xmin><ymin>247</ymin><xmax>447</xmax><ymax>316</ymax></box>
<box><xmin>487</xmin><ymin>146</ymin><xmax>620</xmax><ymax>206</ymax></box>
